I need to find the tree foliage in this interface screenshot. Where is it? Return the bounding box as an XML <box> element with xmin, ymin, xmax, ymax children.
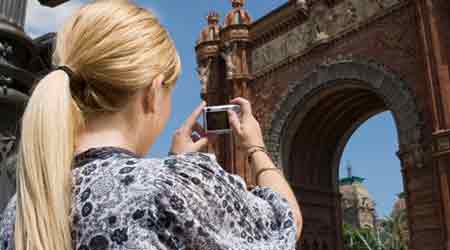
<box><xmin>343</xmin><ymin>210</ymin><xmax>408</xmax><ymax>250</ymax></box>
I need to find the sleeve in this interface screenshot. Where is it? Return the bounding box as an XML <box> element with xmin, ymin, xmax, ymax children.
<box><xmin>0</xmin><ymin>195</ymin><xmax>16</xmax><ymax>250</ymax></box>
<box><xmin>175</xmin><ymin>153</ymin><xmax>297</xmax><ymax>246</ymax></box>
<box><xmin>233</xmin><ymin>176</ymin><xmax>297</xmax><ymax>242</ymax></box>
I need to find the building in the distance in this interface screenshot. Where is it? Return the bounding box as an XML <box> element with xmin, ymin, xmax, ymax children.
<box><xmin>339</xmin><ymin>162</ymin><xmax>376</xmax><ymax>229</ymax></box>
<box><xmin>393</xmin><ymin>192</ymin><xmax>407</xmax><ymax>216</ymax></box>
<box><xmin>392</xmin><ymin>192</ymin><xmax>409</xmax><ymax>243</ymax></box>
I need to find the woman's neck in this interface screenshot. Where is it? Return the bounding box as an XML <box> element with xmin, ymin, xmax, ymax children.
<box><xmin>75</xmin><ymin>112</ymin><xmax>143</xmax><ymax>156</ymax></box>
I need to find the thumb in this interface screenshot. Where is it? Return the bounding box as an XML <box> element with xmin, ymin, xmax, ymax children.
<box><xmin>193</xmin><ymin>137</ymin><xmax>209</xmax><ymax>151</ymax></box>
<box><xmin>228</xmin><ymin>110</ymin><xmax>242</xmax><ymax>134</ymax></box>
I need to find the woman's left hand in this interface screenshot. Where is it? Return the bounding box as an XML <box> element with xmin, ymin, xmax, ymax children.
<box><xmin>170</xmin><ymin>102</ymin><xmax>209</xmax><ymax>155</ymax></box>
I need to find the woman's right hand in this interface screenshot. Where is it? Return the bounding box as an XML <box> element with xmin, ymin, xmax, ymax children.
<box><xmin>227</xmin><ymin>97</ymin><xmax>265</xmax><ymax>150</ymax></box>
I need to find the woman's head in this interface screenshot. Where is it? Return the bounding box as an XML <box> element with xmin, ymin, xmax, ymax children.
<box><xmin>56</xmin><ymin>0</ymin><xmax>181</xmax><ymax>142</ymax></box>
<box><xmin>15</xmin><ymin>1</ymin><xmax>180</xmax><ymax>250</ymax></box>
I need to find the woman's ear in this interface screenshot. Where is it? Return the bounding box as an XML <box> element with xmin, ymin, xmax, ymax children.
<box><xmin>143</xmin><ymin>74</ymin><xmax>165</xmax><ymax>114</ymax></box>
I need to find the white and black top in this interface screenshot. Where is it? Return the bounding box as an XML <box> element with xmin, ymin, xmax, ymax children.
<box><xmin>0</xmin><ymin>147</ymin><xmax>297</xmax><ymax>250</ymax></box>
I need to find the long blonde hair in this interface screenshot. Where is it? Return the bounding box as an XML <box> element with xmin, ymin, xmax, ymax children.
<box><xmin>14</xmin><ymin>1</ymin><xmax>181</xmax><ymax>250</ymax></box>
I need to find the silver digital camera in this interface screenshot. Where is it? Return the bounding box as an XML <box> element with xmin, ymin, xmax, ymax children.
<box><xmin>203</xmin><ymin>104</ymin><xmax>241</xmax><ymax>134</ymax></box>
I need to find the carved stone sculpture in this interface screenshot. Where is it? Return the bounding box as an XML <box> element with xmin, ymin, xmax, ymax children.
<box><xmin>221</xmin><ymin>42</ymin><xmax>237</xmax><ymax>78</ymax></box>
<box><xmin>197</xmin><ymin>59</ymin><xmax>212</xmax><ymax>96</ymax></box>
<box><xmin>294</xmin><ymin>0</ymin><xmax>308</xmax><ymax>12</ymax></box>
<box><xmin>314</xmin><ymin>24</ymin><xmax>330</xmax><ymax>42</ymax></box>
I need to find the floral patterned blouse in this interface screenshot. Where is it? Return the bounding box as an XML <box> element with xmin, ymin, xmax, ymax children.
<box><xmin>0</xmin><ymin>147</ymin><xmax>297</xmax><ymax>250</ymax></box>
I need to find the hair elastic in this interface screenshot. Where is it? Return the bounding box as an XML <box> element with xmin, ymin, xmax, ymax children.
<box><xmin>55</xmin><ymin>65</ymin><xmax>76</xmax><ymax>82</ymax></box>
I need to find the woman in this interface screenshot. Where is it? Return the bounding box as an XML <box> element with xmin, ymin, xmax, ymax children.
<box><xmin>0</xmin><ymin>1</ymin><xmax>302</xmax><ymax>250</ymax></box>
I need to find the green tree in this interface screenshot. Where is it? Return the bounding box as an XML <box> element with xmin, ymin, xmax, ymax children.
<box><xmin>342</xmin><ymin>212</ymin><xmax>408</xmax><ymax>250</ymax></box>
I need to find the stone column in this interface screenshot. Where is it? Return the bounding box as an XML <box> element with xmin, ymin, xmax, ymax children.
<box><xmin>0</xmin><ymin>0</ymin><xmax>28</xmax><ymax>29</ymax></box>
<box><xmin>416</xmin><ymin>0</ymin><xmax>450</xmax><ymax>249</ymax></box>
<box><xmin>220</xmin><ymin>24</ymin><xmax>253</xmax><ymax>186</ymax></box>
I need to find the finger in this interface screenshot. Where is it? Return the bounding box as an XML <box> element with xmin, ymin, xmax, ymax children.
<box><xmin>192</xmin><ymin>122</ymin><xmax>206</xmax><ymax>137</ymax></box>
<box><xmin>183</xmin><ymin>101</ymin><xmax>206</xmax><ymax>131</ymax></box>
<box><xmin>228</xmin><ymin>110</ymin><xmax>242</xmax><ymax>134</ymax></box>
<box><xmin>193</xmin><ymin>137</ymin><xmax>209</xmax><ymax>151</ymax></box>
<box><xmin>230</xmin><ymin>97</ymin><xmax>252</xmax><ymax>118</ymax></box>
<box><xmin>191</xmin><ymin>132</ymin><xmax>201</xmax><ymax>142</ymax></box>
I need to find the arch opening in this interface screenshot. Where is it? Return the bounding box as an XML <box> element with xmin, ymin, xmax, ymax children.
<box><xmin>266</xmin><ymin>60</ymin><xmax>422</xmax><ymax>250</ymax></box>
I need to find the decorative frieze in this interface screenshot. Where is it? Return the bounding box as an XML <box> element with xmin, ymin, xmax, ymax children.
<box><xmin>251</xmin><ymin>0</ymin><xmax>400</xmax><ymax>73</ymax></box>
<box><xmin>195</xmin><ymin>41</ymin><xmax>220</xmax><ymax>62</ymax></box>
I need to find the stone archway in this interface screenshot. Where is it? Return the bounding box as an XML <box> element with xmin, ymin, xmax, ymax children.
<box><xmin>265</xmin><ymin>58</ymin><xmax>423</xmax><ymax>249</ymax></box>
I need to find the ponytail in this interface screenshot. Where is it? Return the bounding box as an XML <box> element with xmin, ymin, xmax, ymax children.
<box><xmin>15</xmin><ymin>70</ymin><xmax>83</xmax><ymax>250</ymax></box>
<box><xmin>13</xmin><ymin>1</ymin><xmax>181</xmax><ymax>249</ymax></box>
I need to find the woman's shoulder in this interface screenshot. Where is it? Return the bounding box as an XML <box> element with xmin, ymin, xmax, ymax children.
<box><xmin>161</xmin><ymin>152</ymin><xmax>227</xmax><ymax>176</ymax></box>
<box><xmin>165</xmin><ymin>152</ymin><xmax>219</xmax><ymax>166</ymax></box>
<box><xmin>0</xmin><ymin>194</ymin><xmax>16</xmax><ymax>250</ymax></box>
<box><xmin>71</xmin><ymin>151</ymin><xmax>224</xmax><ymax>195</ymax></box>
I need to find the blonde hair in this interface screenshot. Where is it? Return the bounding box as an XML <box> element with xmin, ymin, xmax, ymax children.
<box><xmin>14</xmin><ymin>1</ymin><xmax>181</xmax><ymax>250</ymax></box>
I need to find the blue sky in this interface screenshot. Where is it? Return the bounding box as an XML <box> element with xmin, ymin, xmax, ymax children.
<box><xmin>26</xmin><ymin>0</ymin><xmax>402</xmax><ymax>217</ymax></box>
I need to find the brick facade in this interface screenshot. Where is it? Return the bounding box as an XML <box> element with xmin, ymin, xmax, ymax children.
<box><xmin>196</xmin><ymin>0</ymin><xmax>450</xmax><ymax>249</ymax></box>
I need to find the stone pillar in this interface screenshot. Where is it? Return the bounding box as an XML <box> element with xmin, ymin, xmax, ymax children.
<box><xmin>416</xmin><ymin>0</ymin><xmax>450</xmax><ymax>249</ymax></box>
<box><xmin>0</xmin><ymin>0</ymin><xmax>28</xmax><ymax>29</ymax></box>
<box><xmin>195</xmin><ymin>12</ymin><xmax>231</xmax><ymax>169</ymax></box>
<box><xmin>220</xmin><ymin>2</ymin><xmax>254</xmax><ymax>186</ymax></box>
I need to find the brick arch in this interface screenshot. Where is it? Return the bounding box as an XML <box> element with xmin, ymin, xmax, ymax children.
<box><xmin>264</xmin><ymin>57</ymin><xmax>424</xmax><ymax>250</ymax></box>
<box><xmin>265</xmin><ymin>58</ymin><xmax>423</xmax><ymax>171</ymax></box>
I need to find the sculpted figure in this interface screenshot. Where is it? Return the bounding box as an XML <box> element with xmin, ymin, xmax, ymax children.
<box><xmin>296</xmin><ymin>0</ymin><xmax>308</xmax><ymax>11</ymax></box>
<box><xmin>197</xmin><ymin>59</ymin><xmax>212</xmax><ymax>95</ymax></box>
<box><xmin>221</xmin><ymin>42</ymin><xmax>237</xmax><ymax>78</ymax></box>
<box><xmin>314</xmin><ymin>23</ymin><xmax>329</xmax><ymax>41</ymax></box>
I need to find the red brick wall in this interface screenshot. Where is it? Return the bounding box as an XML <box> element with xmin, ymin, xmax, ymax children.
<box><xmin>248</xmin><ymin>4</ymin><xmax>432</xmax><ymax>143</ymax></box>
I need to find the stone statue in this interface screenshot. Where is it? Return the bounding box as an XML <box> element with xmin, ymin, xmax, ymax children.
<box><xmin>221</xmin><ymin>42</ymin><xmax>237</xmax><ymax>78</ymax></box>
<box><xmin>313</xmin><ymin>20</ymin><xmax>329</xmax><ymax>42</ymax></box>
<box><xmin>197</xmin><ymin>59</ymin><xmax>212</xmax><ymax>96</ymax></box>
<box><xmin>295</xmin><ymin>0</ymin><xmax>308</xmax><ymax>12</ymax></box>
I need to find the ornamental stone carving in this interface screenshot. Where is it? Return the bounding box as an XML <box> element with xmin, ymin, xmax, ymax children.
<box><xmin>251</xmin><ymin>0</ymin><xmax>401</xmax><ymax>73</ymax></box>
<box><xmin>221</xmin><ymin>42</ymin><xmax>238</xmax><ymax>79</ymax></box>
<box><xmin>197</xmin><ymin>59</ymin><xmax>212</xmax><ymax>97</ymax></box>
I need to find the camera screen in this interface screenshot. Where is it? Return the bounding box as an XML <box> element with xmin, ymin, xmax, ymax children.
<box><xmin>206</xmin><ymin>111</ymin><xmax>230</xmax><ymax>131</ymax></box>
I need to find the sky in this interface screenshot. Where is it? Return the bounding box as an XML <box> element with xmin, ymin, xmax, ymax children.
<box><xmin>25</xmin><ymin>0</ymin><xmax>402</xmax><ymax>217</ymax></box>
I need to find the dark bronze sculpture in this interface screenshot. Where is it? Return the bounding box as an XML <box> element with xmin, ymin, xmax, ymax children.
<box><xmin>0</xmin><ymin>0</ymin><xmax>63</xmax><ymax>212</ymax></box>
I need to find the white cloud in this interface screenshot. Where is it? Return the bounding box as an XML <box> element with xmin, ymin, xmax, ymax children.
<box><xmin>25</xmin><ymin>0</ymin><xmax>85</xmax><ymax>38</ymax></box>
<box><xmin>24</xmin><ymin>0</ymin><xmax>161</xmax><ymax>38</ymax></box>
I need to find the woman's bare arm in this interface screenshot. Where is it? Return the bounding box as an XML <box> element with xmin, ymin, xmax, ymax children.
<box><xmin>228</xmin><ymin>97</ymin><xmax>303</xmax><ymax>241</ymax></box>
<box><xmin>250</xmin><ymin>150</ymin><xmax>303</xmax><ymax>240</ymax></box>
